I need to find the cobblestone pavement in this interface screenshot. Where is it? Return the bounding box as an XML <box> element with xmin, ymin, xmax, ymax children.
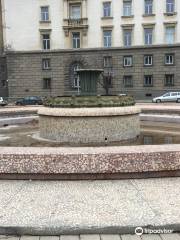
<box><xmin>0</xmin><ymin>234</ymin><xmax>180</xmax><ymax>239</ymax></box>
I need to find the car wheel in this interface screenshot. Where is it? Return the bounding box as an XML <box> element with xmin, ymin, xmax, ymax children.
<box><xmin>156</xmin><ymin>99</ymin><xmax>161</xmax><ymax>103</ymax></box>
<box><xmin>176</xmin><ymin>98</ymin><xmax>180</xmax><ymax>103</ymax></box>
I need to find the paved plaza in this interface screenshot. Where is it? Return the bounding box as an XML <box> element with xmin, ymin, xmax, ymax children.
<box><xmin>0</xmin><ymin>178</ymin><xmax>179</xmax><ymax>235</ymax></box>
<box><xmin>0</xmin><ymin>234</ymin><xmax>180</xmax><ymax>239</ymax></box>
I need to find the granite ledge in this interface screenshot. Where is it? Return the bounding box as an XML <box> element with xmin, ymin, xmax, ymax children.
<box><xmin>38</xmin><ymin>106</ymin><xmax>141</xmax><ymax>117</ymax></box>
<box><xmin>0</xmin><ymin>145</ymin><xmax>180</xmax><ymax>176</ymax></box>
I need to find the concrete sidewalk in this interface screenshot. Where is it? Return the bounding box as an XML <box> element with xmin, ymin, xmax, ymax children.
<box><xmin>0</xmin><ymin>178</ymin><xmax>179</xmax><ymax>235</ymax></box>
<box><xmin>0</xmin><ymin>234</ymin><xmax>180</xmax><ymax>239</ymax></box>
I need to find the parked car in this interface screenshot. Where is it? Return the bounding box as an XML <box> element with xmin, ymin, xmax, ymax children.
<box><xmin>0</xmin><ymin>97</ymin><xmax>8</xmax><ymax>107</ymax></box>
<box><xmin>16</xmin><ymin>96</ymin><xmax>43</xmax><ymax>106</ymax></box>
<box><xmin>152</xmin><ymin>92</ymin><xmax>180</xmax><ymax>103</ymax></box>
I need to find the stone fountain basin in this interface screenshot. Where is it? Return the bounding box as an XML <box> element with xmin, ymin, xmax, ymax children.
<box><xmin>38</xmin><ymin>106</ymin><xmax>141</xmax><ymax>144</ymax></box>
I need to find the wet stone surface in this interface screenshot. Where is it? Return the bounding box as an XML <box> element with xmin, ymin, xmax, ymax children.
<box><xmin>0</xmin><ymin>121</ymin><xmax>180</xmax><ymax>147</ymax></box>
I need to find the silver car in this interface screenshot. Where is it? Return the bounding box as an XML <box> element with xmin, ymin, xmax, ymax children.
<box><xmin>152</xmin><ymin>92</ymin><xmax>180</xmax><ymax>103</ymax></box>
<box><xmin>0</xmin><ymin>97</ymin><xmax>8</xmax><ymax>106</ymax></box>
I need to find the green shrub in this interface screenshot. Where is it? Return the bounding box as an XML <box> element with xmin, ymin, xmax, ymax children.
<box><xmin>43</xmin><ymin>95</ymin><xmax>135</xmax><ymax>108</ymax></box>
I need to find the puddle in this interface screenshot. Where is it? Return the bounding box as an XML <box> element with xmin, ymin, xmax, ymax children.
<box><xmin>0</xmin><ymin>121</ymin><xmax>180</xmax><ymax>147</ymax></box>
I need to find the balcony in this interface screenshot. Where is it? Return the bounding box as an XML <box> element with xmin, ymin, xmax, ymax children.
<box><xmin>63</xmin><ymin>18</ymin><xmax>88</xmax><ymax>36</ymax></box>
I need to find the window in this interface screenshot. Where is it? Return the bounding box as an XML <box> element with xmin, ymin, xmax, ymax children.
<box><xmin>1</xmin><ymin>80</ymin><xmax>6</xmax><ymax>87</ymax></box>
<box><xmin>123</xmin><ymin>29</ymin><xmax>132</xmax><ymax>47</ymax></box>
<box><xmin>145</xmin><ymin>0</ymin><xmax>153</xmax><ymax>15</ymax></box>
<box><xmin>70</xmin><ymin>4</ymin><xmax>81</xmax><ymax>19</ymax></box>
<box><xmin>103</xmin><ymin>2</ymin><xmax>111</xmax><ymax>17</ymax></box>
<box><xmin>165</xmin><ymin>54</ymin><xmax>174</xmax><ymax>65</ymax></box>
<box><xmin>144</xmin><ymin>28</ymin><xmax>153</xmax><ymax>45</ymax></box>
<box><xmin>72</xmin><ymin>32</ymin><xmax>80</xmax><ymax>48</ymax></box>
<box><xmin>41</xmin><ymin>6</ymin><xmax>49</xmax><ymax>21</ymax></box>
<box><xmin>103</xmin><ymin>30</ymin><xmax>112</xmax><ymax>48</ymax></box>
<box><xmin>164</xmin><ymin>136</ymin><xmax>173</xmax><ymax>144</ymax></box>
<box><xmin>165</xmin><ymin>26</ymin><xmax>175</xmax><ymax>44</ymax></box>
<box><xmin>124</xmin><ymin>76</ymin><xmax>133</xmax><ymax>87</ymax></box>
<box><xmin>1</xmin><ymin>65</ymin><xmax>5</xmax><ymax>73</ymax></box>
<box><xmin>144</xmin><ymin>136</ymin><xmax>153</xmax><ymax>145</ymax></box>
<box><xmin>43</xmin><ymin>78</ymin><xmax>51</xmax><ymax>89</ymax></box>
<box><xmin>166</xmin><ymin>0</ymin><xmax>175</xmax><ymax>13</ymax></box>
<box><xmin>123</xmin><ymin>56</ymin><xmax>133</xmax><ymax>67</ymax></box>
<box><xmin>42</xmin><ymin>59</ymin><xmax>51</xmax><ymax>70</ymax></box>
<box><xmin>123</xmin><ymin>0</ymin><xmax>132</xmax><ymax>16</ymax></box>
<box><xmin>144</xmin><ymin>55</ymin><xmax>153</xmax><ymax>66</ymax></box>
<box><xmin>104</xmin><ymin>56</ymin><xmax>112</xmax><ymax>68</ymax></box>
<box><xmin>73</xmin><ymin>64</ymin><xmax>80</xmax><ymax>88</ymax></box>
<box><xmin>42</xmin><ymin>34</ymin><xmax>50</xmax><ymax>50</ymax></box>
<box><xmin>165</xmin><ymin>74</ymin><xmax>174</xmax><ymax>86</ymax></box>
<box><xmin>144</xmin><ymin>75</ymin><xmax>153</xmax><ymax>86</ymax></box>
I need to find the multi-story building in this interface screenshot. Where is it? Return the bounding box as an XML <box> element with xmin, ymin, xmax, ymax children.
<box><xmin>0</xmin><ymin>0</ymin><xmax>7</xmax><ymax>97</ymax></box>
<box><xmin>2</xmin><ymin>0</ymin><xmax>180</xmax><ymax>99</ymax></box>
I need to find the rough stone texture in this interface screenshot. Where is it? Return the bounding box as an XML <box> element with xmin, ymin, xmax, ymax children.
<box><xmin>0</xmin><ymin>145</ymin><xmax>180</xmax><ymax>176</ymax></box>
<box><xmin>0</xmin><ymin>178</ymin><xmax>180</xmax><ymax>235</ymax></box>
<box><xmin>38</xmin><ymin>106</ymin><xmax>140</xmax><ymax>117</ymax></box>
<box><xmin>0</xmin><ymin>56</ymin><xmax>8</xmax><ymax>98</ymax></box>
<box><xmin>38</xmin><ymin>106</ymin><xmax>140</xmax><ymax>143</ymax></box>
<box><xmin>6</xmin><ymin>45</ymin><xmax>180</xmax><ymax>100</ymax></box>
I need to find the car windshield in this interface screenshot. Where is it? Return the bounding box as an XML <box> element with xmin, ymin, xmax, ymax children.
<box><xmin>163</xmin><ymin>93</ymin><xmax>170</xmax><ymax>97</ymax></box>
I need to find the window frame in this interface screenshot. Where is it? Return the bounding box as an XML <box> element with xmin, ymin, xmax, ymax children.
<box><xmin>42</xmin><ymin>58</ymin><xmax>51</xmax><ymax>70</ymax></box>
<box><xmin>144</xmin><ymin>0</ymin><xmax>153</xmax><ymax>15</ymax></box>
<box><xmin>123</xmin><ymin>56</ymin><xmax>133</xmax><ymax>67</ymax></box>
<box><xmin>166</xmin><ymin>0</ymin><xmax>175</xmax><ymax>13</ymax></box>
<box><xmin>123</xmin><ymin>75</ymin><xmax>133</xmax><ymax>88</ymax></box>
<box><xmin>144</xmin><ymin>27</ymin><xmax>153</xmax><ymax>45</ymax></box>
<box><xmin>40</xmin><ymin>6</ymin><xmax>49</xmax><ymax>22</ymax></box>
<box><xmin>144</xmin><ymin>55</ymin><xmax>153</xmax><ymax>66</ymax></box>
<box><xmin>70</xmin><ymin>4</ymin><xmax>81</xmax><ymax>19</ymax></box>
<box><xmin>73</xmin><ymin>64</ymin><xmax>81</xmax><ymax>88</ymax></box>
<box><xmin>103</xmin><ymin>2</ymin><xmax>111</xmax><ymax>17</ymax></box>
<box><xmin>144</xmin><ymin>75</ymin><xmax>153</xmax><ymax>87</ymax></box>
<box><xmin>165</xmin><ymin>54</ymin><xmax>174</xmax><ymax>65</ymax></box>
<box><xmin>103</xmin><ymin>30</ymin><xmax>112</xmax><ymax>48</ymax></box>
<box><xmin>165</xmin><ymin>26</ymin><xmax>175</xmax><ymax>44</ymax></box>
<box><xmin>123</xmin><ymin>29</ymin><xmax>132</xmax><ymax>47</ymax></box>
<box><xmin>72</xmin><ymin>32</ymin><xmax>81</xmax><ymax>49</ymax></box>
<box><xmin>164</xmin><ymin>74</ymin><xmax>174</xmax><ymax>86</ymax></box>
<box><xmin>43</xmin><ymin>78</ymin><xmax>51</xmax><ymax>89</ymax></box>
<box><xmin>42</xmin><ymin>33</ymin><xmax>51</xmax><ymax>50</ymax></box>
<box><xmin>123</xmin><ymin>0</ymin><xmax>132</xmax><ymax>17</ymax></box>
<box><xmin>104</xmin><ymin>56</ymin><xmax>113</xmax><ymax>68</ymax></box>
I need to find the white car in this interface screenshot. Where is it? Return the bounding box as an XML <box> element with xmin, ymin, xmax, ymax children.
<box><xmin>152</xmin><ymin>92</ymin><xmax>180</xmax><ymax>103</ymax></box>
<box><xmin>0</xmin><ymin>97</ymin><xmax>7</xmax><ymax>106</ymax></box>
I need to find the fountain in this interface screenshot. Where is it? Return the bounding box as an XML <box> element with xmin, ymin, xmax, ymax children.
<box><xmin>38</xmin><ymin>69</ymin><xmax>141</xmax><ymax>144</ymax></box>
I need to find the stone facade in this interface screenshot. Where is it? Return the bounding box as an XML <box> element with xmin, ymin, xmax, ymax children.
<box><xmin>0</xmin><ymin>56</ymin><xmax>8</xmax><ymax>97</ymax></box>
<box><xmin>7</xmin><ymin>44</ymin><xmax>180</xmax><ymax>99</ymax></box>
<box><xmin>0</xmin><ymin>1</ymin><xmax>7</xmax><ymax>97</ymax></box>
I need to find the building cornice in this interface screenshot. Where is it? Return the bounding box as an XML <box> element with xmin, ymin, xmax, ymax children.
<box><xmin>5</xmin><ymin>44</ymin><xmax>180</xmax><ymax>56</ymax></box>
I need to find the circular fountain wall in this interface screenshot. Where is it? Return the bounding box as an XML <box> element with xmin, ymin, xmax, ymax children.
<box><xmin>38</xmin><ymin>105</ymin><xmax>141</xmax><ymax>144</ymax></box>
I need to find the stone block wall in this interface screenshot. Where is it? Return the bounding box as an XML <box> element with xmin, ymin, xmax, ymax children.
<box><xmin>0</xmin><ymin>56</ymin><xmax>8</xmax><ymax>97</ymax></box>
<box><xmin>6</xmin><ymin>44</ymin><xmax>180</xmax><ymax>99</ymax></box>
